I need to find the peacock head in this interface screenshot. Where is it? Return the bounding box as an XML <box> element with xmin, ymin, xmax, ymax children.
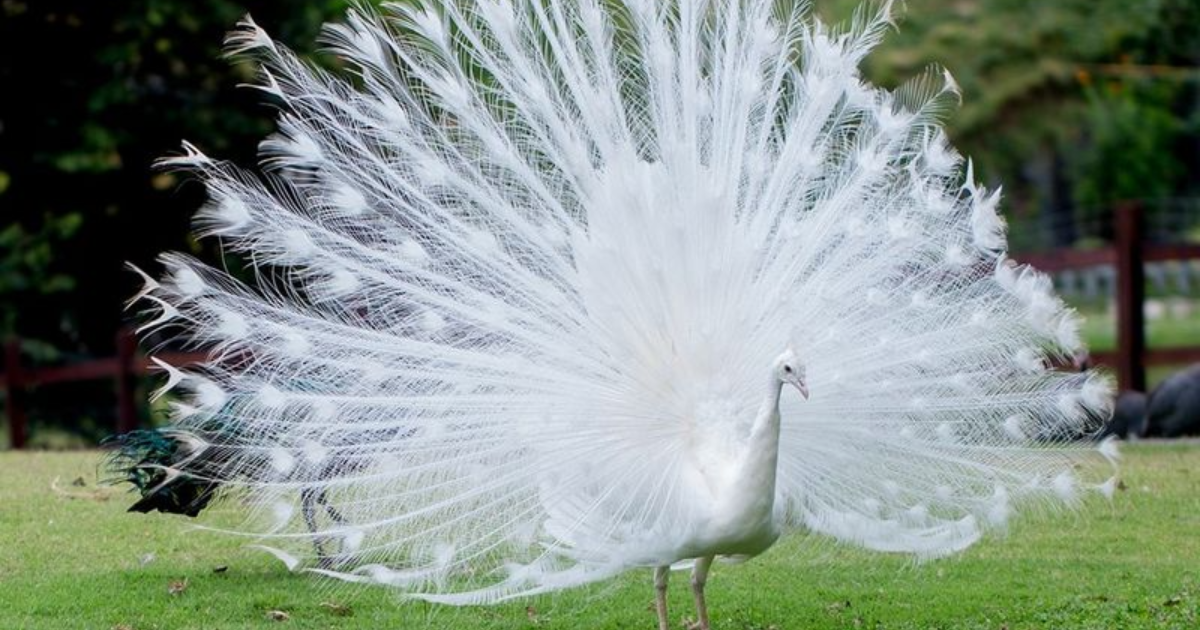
<box><xmin>773</xmin><ymin>349</ymin><xmax>809</xmax><ymax>399</ymax></box>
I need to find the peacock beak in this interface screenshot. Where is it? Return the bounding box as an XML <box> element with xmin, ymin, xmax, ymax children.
<box><xmin>793</xmin><ymin>381</ymin><xmax>809</xmax><ymax>400</ymax></box>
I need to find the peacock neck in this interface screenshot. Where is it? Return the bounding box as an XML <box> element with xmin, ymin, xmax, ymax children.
<box><xmin>751</xmin><ymin>374</ymin><xmax>784</xmax><ymax>438</ymax></box>
<box><xmin>740</xmin><ymin>377</ymin><xmax>784</xmax><ymax>501</ymax></box>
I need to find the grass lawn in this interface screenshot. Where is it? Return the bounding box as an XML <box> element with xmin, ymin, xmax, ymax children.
<box><xmin>0</xmin><ymin>447</ymin><xmax>1197</xmax><ymax>629</ymax></box>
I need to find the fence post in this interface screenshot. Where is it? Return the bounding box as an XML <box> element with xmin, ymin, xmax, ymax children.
<box><xmin>5</xmin><ymin>338</ymin><xmax>26</xmax><ymax>449</ymax></box>
<box><xmin>1115</xmin><ymin>203</ymin><xmax>1146</xmax><ymax>392</ymax></box>
<box><xmin>115</xmin><ymin>328</ymin><xmax>139</xmax><ymax>435</ymax></box>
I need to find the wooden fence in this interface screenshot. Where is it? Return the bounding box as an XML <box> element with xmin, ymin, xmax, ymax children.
<box><xmin>3</xmin><ymin>330</ymin><xmax>204</xmax><ymax>449</ymax></box>
<box><xmin>4</xmin><ymin>204</ymin><xmax>1200</xmax><ymax>449</ymax></box>
<box><xmin>1016</xmin><ymin>204</ymin><xmax>1200</xmax><ymax>392</ymax></box>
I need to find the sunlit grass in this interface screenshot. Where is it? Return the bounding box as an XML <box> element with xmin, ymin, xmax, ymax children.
<box><xmin>1</xmin><ymin>447</ymin><xmax>1197</xmax><ymax>629</ymax></box>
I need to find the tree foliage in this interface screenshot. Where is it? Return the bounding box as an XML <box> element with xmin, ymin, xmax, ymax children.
<box><xmin>0</xmin><ymin>0</ymin><xmax>349</xmax><ymax>359</ymax></box>
<box><xmin>820</xmin><ymin>0</ymin><xmax>1199</xmax><ymax>248</ymax></box>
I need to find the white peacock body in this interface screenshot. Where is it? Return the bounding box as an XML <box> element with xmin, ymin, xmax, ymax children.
<box><xmin>121</xmin><ymin>0</ymin><xmax>1116</xmax><ymax>613</ymax></box>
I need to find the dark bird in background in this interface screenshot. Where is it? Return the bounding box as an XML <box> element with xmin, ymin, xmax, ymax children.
<box><xmin>1144</xmin><ymin>365</ymin><xmax>1200</xmax><ymax>437</ymax></box>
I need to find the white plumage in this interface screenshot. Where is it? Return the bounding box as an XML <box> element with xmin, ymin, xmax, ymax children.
<box><xmin>133</xmin><ymin>1</ymin><xmax>1116</xmax><ymax>626</ymax></box>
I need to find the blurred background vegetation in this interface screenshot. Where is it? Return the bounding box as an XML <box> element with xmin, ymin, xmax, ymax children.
<box><xmin>0</xmin><ymin>0</ymin><xmax>1196</xmax><ymax>445</ymax></box>
<box><xmin>821</xmin><ymin>0</ymin><xmax>1200</xmax><ymax>250</ymax></box>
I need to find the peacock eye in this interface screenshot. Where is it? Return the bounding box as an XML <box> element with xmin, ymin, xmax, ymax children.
<box><xmin>783</xmin><ymin>365</ymin><xmax>793</xmax><ymax>373</ymax></box>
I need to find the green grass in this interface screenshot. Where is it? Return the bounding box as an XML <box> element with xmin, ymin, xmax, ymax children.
<box><xmin>1</xmin><ymin>448</ymin><xmax>1198</xmax><ymax>629</ymax></box>
<box><xmin>1076</xmin><ymin>306</ymin><xmax>1200</xmax><ymax>355</ymax></box>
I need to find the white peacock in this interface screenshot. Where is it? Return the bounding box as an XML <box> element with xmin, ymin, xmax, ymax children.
<box><xmin>125</xmin><ymin>1</ymin><xmax>1117</xmax><ymax>628</ymax></box>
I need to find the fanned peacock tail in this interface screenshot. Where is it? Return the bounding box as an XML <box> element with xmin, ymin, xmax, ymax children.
<box><xmin>127</xmin><ymin>0</ymin><xmax>1116</xmax><ymax>604</ymax></box>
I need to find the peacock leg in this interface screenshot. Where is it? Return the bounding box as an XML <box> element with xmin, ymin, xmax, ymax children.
<box><xmin>321</xmin><ymin>491</ymin><xmax>348</xmax><ymax>525</ymax></box>
<box><xmin>315</xmin><ymin>487</ymin><xmax>349</xmax><ymax>566</ymax></box>
<box><xmin>690</xmin><ymin>556</ymin><xmax>713</xmax><ymax>630</ymax></box>
<box><xmin>653</xmin><ymin>566</ymin><xmax>670</xmax><ymax>630</ymax></box>
<box><xmin>299</xmin><ymin>487</ymin><xmax>330</xmax><ymax>566</ymax></box>
<box><xmin>316</xmin><ymin>463</ymin><xmax>349</xmax><ymax>526</ymax></box>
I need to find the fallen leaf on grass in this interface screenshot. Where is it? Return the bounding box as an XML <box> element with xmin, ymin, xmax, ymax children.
<box><xmin>212</xmin><ymin>566</ymin><xmax>228</xmax><ymax>574</ymax></box>
<box><xmin>320</xmin><ymin>602</ymin><xmax>352</xmax><ymax>617</ymax></box>
<box><xmin>526</xmin><ymin>605</ymin><xmax>539</xmax><ymax>624</ymax></box>
<box><xmin>167</xmin><ymin>579</ymin><xmax>188</xmax><ymax>596</ymax></box>
<box><xmin>266</xmin><ymin>610</ymin><xmax>291</xmax><ymax>621</ymax></box>
<box><xmin>139</xmin><ymin>553</ymin><xmax>155</xmax><ymax>566</ymax></box>
<box><xmin>825</xmin><ymin>600</ymin><xmax>852</xmax><ymax>613</ymax></box>
<box><xmin>50</xmin><ymin>476</ymin><xmax>113</xmax><ymax>502</ymax></box>
<box><xmin>1163</xmin><ymin>596</ymin><xmax>1183</xmax><ymax>607</ymax></box>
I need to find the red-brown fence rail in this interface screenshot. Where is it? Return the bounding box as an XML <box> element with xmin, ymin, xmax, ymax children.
<box><xmin>3</xmin><ymin>330</ymin><xmax>205</xmax><ymax>449</ymax></box>
<box><xmin>3</xmin><ymin>205</ymin><xmax>1200</xmax><ymax>449</ymax></box>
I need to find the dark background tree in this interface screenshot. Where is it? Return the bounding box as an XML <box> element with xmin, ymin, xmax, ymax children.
<box><xmin>0</xmin><ymin>1</ymin><xmax>350</xmax><ymax>444</ymax></box>
<box><xmin>0</xmin><ymin>0</ymin><xmax>349</xmax><ymax>362</ymax></box>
